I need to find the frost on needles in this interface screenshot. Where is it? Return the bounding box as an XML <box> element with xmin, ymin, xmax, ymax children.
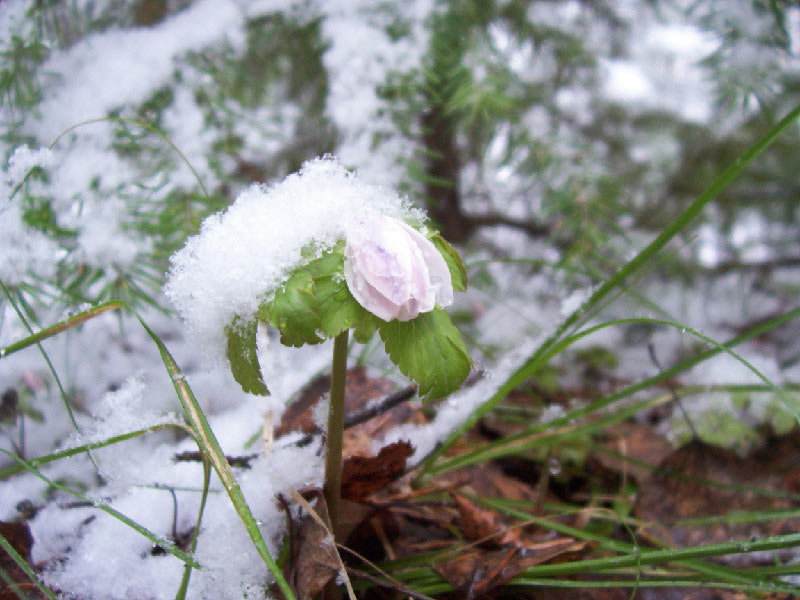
<box><xmin>165</xmin><ymin>156</ymin><xmax>471</xmax><ymax>400</ymax></box>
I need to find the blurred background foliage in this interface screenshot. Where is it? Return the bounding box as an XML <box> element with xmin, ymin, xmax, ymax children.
<box><xmin>1</xmin><ymin>0</ymin><xmax>798</xmax><ymax>365</ymax></box>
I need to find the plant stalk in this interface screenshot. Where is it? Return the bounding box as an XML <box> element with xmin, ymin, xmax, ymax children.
<box><xmin>323</xmin><ymin>331</ymin><xmax>349</xmax><ymax>600</ymax></box>
<box><xmin>324</xmin><ymin>330</ymin><xmax>349</xmax><ymax>539</ymax></box>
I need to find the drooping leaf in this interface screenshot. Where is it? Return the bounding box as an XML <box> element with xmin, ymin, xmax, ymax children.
<box><xmin>430</xmin><ymin>232</ymin><xmax>467</xmax><ymax>292</ymax></box>
<box><xmin>257</xmin><ymin>245</ymin><xmax>365</xmax><ymax>347</ymax></box>
<box><xmin>226</xmin><ymin>316</ymin><xmax>269</xmax><ymax>395</ymax></box>
<box><xmin>378</xmin><ymin>306</ymin><xmax>471</xmax><ymax>400</ymax></box>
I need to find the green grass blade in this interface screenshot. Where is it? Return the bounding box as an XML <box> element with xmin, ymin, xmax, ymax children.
<box><xmin>0</xmin><ymin>299</ymin><xmax>295</xmax><ymax>597</ymax></box>
<box><xmin>0</xmin><ymin>281</ymin><xmax>99</xmax><ymax>470</ymax></box>
<box><xmin>133</xmin><ymin>314</ymin><xmax>297</xmax><ymax>600</ymax></box>
<box><xmin>0</xmin><ymin>423</ymin><xmax>188</xmax><ymax>480</ymax></box>
<box><xmin>477</xmin><ymin>496</ymin><xmax>800</xmax><ymax>591</ymax></box>
<box><xmin>48</xmin><ymin>116</ymin><xmax>209</xmax><ymax>199</ymax></box>
<box><xmin>175</xmin><ymin>457</ymin><xmax>212</xmax><ymax>600</ymax></box>
<box><xmin>508</xmin><ymin>578</ymin><xmax>800</xmax><ymax>595</ymax></box>
<box><xmin>427</xmin><ymin>311</ymin><xmax>800</xmax><ymax>474</ymax></box>
<box><xmin>1</xmin><ymin>450</ymin><xmax>199</xmax><ymax>568</ymax></box>
<box><xmin>417</xmin><ymin>102</ymin><xmax>800</xmax><ymax>475</ymax></box>
<box><xmin>514</xmin><ymin>532</ymin><xmax>800</xmax><ymax>578</ymax></box>
<box><xmin>0</xmin><ymin>300</ymin><xmax>124</xmax><ymax>358</ymax></box>
<box><xmin>0</xmin><ymin>531</ymin><xmax>58</xmax><ymax>600</ymax></box>
<box><xmin>0</xmin><ymin>563</ymin><xmax>28</xmax><ymax>600</ymax></box>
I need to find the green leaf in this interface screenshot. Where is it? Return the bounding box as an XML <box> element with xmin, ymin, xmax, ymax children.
<box><xmin>430</xmin><ymin>233</ymin><xmax>467</xmax><ymax>291</ymax></box>
<box><xmin>257</xmin><ymin>246</ymin><xmax>366</xmax><ymax>347</ymax></box>
<box><xmin>226</xmin><ymin>317</ymin><xmax>269</xmax><ymax>395</ymax></box>
<box><xmin>378</xmin><ymin>307</ymin><xmax>471</xmax><ymax>400</ymax></box>
<box><xmin>310</xmin><ymin>250</ymin><xmax>365</xmax><ymax>338</ymax></box>
<box><xmin>352</xmin><ymin>311</ymin><xmax>380</xmax><ymax>344</ymax></box>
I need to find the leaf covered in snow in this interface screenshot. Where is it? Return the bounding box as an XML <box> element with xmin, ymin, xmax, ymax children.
<box><xmin>257</xmin><ymin>244</ymin><xmax>366</xmax><ymax>347</ymax></box>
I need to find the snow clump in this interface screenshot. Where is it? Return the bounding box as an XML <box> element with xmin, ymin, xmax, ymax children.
<box><xmin>0</xmin><ymin>146</ymin><xmax>60</xmax><ymax>284</ymax></box>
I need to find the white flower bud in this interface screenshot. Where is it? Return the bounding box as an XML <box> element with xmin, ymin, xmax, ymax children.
<box><xmin>344</xmin><ymin>215</ymin><xmax>453</xmax><ymax>322</ymax></box>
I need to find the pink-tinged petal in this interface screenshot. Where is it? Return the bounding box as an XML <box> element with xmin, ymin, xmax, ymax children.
<box><xmin>396</xmin><ymin>297</ymin><xmax>421</xmax><ymax>322</ymax></box>
<box><xmin>344</xmin><ymin>214</ymin><xmax>456</xmax><ymax>322</ymax></box>
<box><xmin>352</xmin><ymin>217</ymin><xmax>413</xmax><ymax>305</ymax></box>
<box><xmin>344</xmin><ymin>247</ymin><xmax>401</xmax><ymax>321</ymax></box>
<box><xmin>397</xmin><ymin>221</ymin><xmax>454</xmax><ymax>308</ymax></box>
<box><xmin>404</xmin><ymin>231</ymin><xmax>433</xmax><ymax>309</ymax></box>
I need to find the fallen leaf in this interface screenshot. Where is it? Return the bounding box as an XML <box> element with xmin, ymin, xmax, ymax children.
<box><xmin>340</xmin><ymin>440</ymin><xmax>413</xmax><ymax>501</ymax></box>
<box><xmin>450</xmin><ymin>492</ymin><xmax>519</xmax><ymax>548</ymax></box>
<box><xmin>0</xmin><ymin>520</ymin><xmax>45</xmax><ymax>600</ymax></box>
<box><xmin>634</xmin><ymin>439</ymin><xmax>800</xmax><ymax>560</ymax></box>
<box><xmin>594</xmin><ymin>422</ymin><xmax>673</xmax><ymax>482</ymax></box>
<box><xmin>276</xmin><ymin>366</ymin><xmax>394</xmax><ymax>437</ymax></box>
<box><xmin>433</xmin><ymin>538</ymin><xmax>587</xmax><ymax>599</ymax></box>
<box><xmin>430</xmin><ymin>464</ymin><xmax>544</xmax><ymax>504</ymax></box>
<box><xmin>293</xmin><ymin>491</ymin><xmax>340</xmax><ymax>600</ymax></box>
<box><xmin>374</xmin><ymin>506</ymin><xmax>455</xmax><ymax>558</ymax></box>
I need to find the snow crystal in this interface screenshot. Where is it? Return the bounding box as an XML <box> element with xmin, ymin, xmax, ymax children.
<box><xmin>540</xmin><ymin>403</ymin><xmax>567</xmax><ymax>424</ymax></box>
<box><xmin>165</xmin><ymin>156</ymin><xmax>424</xmax><ymax>362</ymax></box>
<box><xmin>76</xmin><ymin>200</ymin><xmax>151</xmax><ymax>269</ymax></box>
<box><xmin>601</xmin><ymin>59</ymin><xmax>655</xmax><ymax>103</ymax></box>
<box><xmin>0</xmin><ymin>201</ymin><xmax>59</xmax><ymax>285</ymax></box>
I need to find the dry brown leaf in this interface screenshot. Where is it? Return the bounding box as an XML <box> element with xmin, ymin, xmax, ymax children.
<box><xmin>276</xmin><ymin>366</ymin><xmax>394</xmax><ymax>437</ymax></box>
<box><xmin>433</xmin><ymin>538</ymin><xmax>587</xmax><ymax>599</ymax></box>
<box><xmin>340</xmin><ymin>440</ymin><xmax>413</xmax><ymax>502</ymax></box>
<box><xmin>634</xmin><ymin>439</ymin><xmax>800</xmax><ymax>560</ymax></box>
<box><xmin>379</xmin><ymin>508</ymin><xmax>455</xmax><ymax>558</ymax></box>
<box><xmin>292</xmin><ymin>492</ymin><xmax>340</xmax><ymax>600</ymax></box>
<box><xmin>478</xmin><ymin>464</ymin><xmax>541</xmax><ymax>502</ymax></box>
<box><xmin>0</xmin><ymin>520</ymin><xmax>45</xmax><ymax>600</ymax></box>
<box><xmin>431</xmin><ymin>464</ymin><xmax>547</xmax><ymax>504</ymax></box>
<box><xmin>450</xmin><ymin>492</ymin><xmax>518</xmax><ymax>548</ymax></box>
<box><xmin>594</xmin><ymin>422</ymin><xmax>673</xmax><ymax>482</ymax></box>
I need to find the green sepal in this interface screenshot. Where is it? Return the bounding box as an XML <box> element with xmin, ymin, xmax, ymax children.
<box><xmin>430</xmin><ymin>233</ymin><xmax>467</xmax><ymax>292</ymax></box>
<box><xmin>225</xmin><ymin>316</ymin><xmax>269</xmax><ymax>396</ymax></box>
<box><xmin>257</xmin><ymin>245</ymin><xmax>366</xmax><ymax>347</ymax></box>
<box><xmin>378</xmin><ymin>306</ymin><xmax>472</xmax><ymax>400</ymax></box>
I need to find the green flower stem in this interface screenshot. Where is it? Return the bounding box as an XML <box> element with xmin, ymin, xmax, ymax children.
<box><xmin>324</xmin><ymin>330</ymin><xmax>349</xmax><ymax>539</ymax></box>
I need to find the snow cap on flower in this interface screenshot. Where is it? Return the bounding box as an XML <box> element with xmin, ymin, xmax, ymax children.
<box><xmin>165</xmin><ymin>157</ymin><xmax>425</xmax><ymax>362</ymax></box>
<box><xmin>344</xmin><ymin>214</ymin><xmax>453</xmax><ymax>322</ymax></box>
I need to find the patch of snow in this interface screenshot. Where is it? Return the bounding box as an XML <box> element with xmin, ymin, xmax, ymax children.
<box><xmin>28</xmin><ymin>0</ymin><xmax>246</xmax><ymax>139</ymax></box>
<box><xmin>0</xmin><ymin>148</ymin><xmax>60</xmax><ymax>284</ymax></box>
<box><xmin>320</xmin><ymin>1</ymin><xmax>432</xmax><ymax>185</ymax></box>
<box><xmin>560</xmin><ymin>286</ymin><xmax>595</xmax><ymax>318</ymax></box>
<box><xmin>61</xmin><ymin>376</ymin><xmax>179</xmax><ymax>451</ymax></box>
<box><xmin>601</xmin><ymin>59</ymin><xmax>656</xmax><ymax>104</ymax></box>
<box><xmin>6</xmin><ymin>145</ymin><xmax>55</xmax><ymax>186</ymax></box>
